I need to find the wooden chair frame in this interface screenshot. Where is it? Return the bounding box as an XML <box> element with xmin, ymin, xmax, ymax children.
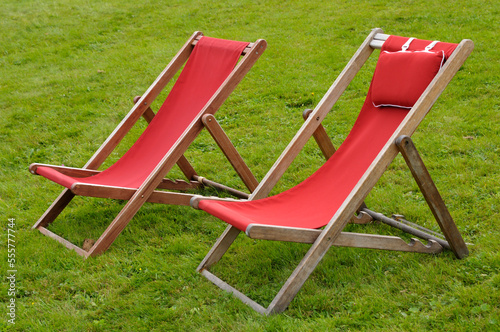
<box><xmin>31</xmin><ymin>32</ymin><xmax>266</xmax><ymax>258</ymax></box>
<box><xmin>193</xmin><ymin>28</ymin><xmax>473</xmax><ymax>315</ymax></box>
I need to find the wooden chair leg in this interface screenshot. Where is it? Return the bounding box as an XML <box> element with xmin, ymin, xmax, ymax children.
<box><xmin>86</xmin><ymin>188</ymin><xmax>151</xmax><ymax>256</ymax></box>
<box><xmin>197</xmin><ymin>226</ymin><xmax>270</xmax><ymax>314</ymax></box>
<box><xmin>396</xmin><ymin>135</ymin><xmax>468</xmax><ymax>259</ymax></box>
<box><xmin>32</xmin><ymin>188</ymin><xmax>75</xmax><ymax>229</ymax></box>
<box><xmin>197</xmin><ymin>225</ymin><xmax>241</xmax><ymax>271</ymax></box>
<box><xmin>202</xmin><ymin>114</ymin><xmax>259</xmax><ymax>192</ymax></box>
<box><xmin>266</xmin><ymin>225</ymin><xmax>343</xmax><ymax>315</ymax></box>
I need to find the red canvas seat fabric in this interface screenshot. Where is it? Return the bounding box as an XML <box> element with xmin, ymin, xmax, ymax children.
<box><xmin>198</xmin><ymin>37</ymin><xmax>458</xmax><ymax>232</ymax></box>
<box><xmin>36</xmin><ymin>37</ymin><xmax>249</xmax><ymax>189</ymax></box>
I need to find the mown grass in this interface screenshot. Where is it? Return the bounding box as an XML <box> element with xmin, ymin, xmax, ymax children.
<box><xmin>1</xmin><ymin>0</ymin><xmax>499</xmax><ymax>330</ymax></box>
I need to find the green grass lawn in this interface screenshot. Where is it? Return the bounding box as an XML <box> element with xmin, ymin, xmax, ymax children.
<box><xmin>1</xmin><ymin>0</ymin><xmax>499</xmax><ymax>330</ymax></box>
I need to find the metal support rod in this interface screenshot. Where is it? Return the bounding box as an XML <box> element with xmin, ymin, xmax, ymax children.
<box><xmin>392</xmin><ymin>214</ymin><xmax>445</xmax><ymax>239</ymax></box>
<box><xmin>362</xmin><ymin>208</ymin><xmax>451</xmax><ymax>250</ymax></box>
<box><xmin>193</xmin><ymin>175</ymin><xmax>250</xmax><ymax>199</ymax></box>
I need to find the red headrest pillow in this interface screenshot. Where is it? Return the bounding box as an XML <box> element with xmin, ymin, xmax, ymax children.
<box><xmin>371</xmin><ymin>39</ymin><xmax>445</xmax><ymax>109</ymax></box>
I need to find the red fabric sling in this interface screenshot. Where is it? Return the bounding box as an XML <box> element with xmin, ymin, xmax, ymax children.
<box><xmin>198</xmin><ymin>36</ymin><xmax>458</xmax><ymax>232</ymax></box>
<box><xmin>36</xmin><ymin>37</ymin><xmax>249</xmax><ymax>189</ymax></box>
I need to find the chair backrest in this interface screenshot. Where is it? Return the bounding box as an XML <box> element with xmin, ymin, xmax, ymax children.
<box><xmin>277</xmin><ymin>36</ymin><xmax>461</xmax><ymax>228</ymax></box>
<box><xmin>81</xmin><ymin>37</ymin><xmax>249</xmax><ymax>188</ymax></box>
<box><xmin>248</xmin><ymin>30</ymin><xmax>473</xmax><ymax>206</ymax></box>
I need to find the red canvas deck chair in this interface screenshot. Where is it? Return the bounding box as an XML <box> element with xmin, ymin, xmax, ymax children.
<box><xmin>30</xmin><ymin>32</ymin><xmax>267</xmax><ymax>258</ymax></box>
<box><xmin>191</xmin><ymin>29</ymin><xmax>473</xmax><ymax>314</ymax></box>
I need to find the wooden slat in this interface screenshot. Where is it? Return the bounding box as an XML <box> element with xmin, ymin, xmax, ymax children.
<box><xmin>147</xmin><ymin>191</ymin><xmax>194</xmax><ymax>206</ymax></box>
<box><xmin>350</xmin><ymin>210</ymin><xmax>373</xmax><ymax>224</ymax></box>
<box><xmin>32</xmin><ymin>189</ymin><xmax>75</xmax><ymax>229</ymax></box>
<box><xmin>246</xmin><ymin>224</ymin><xmax>442</xmax><ymax>254</ymax></box>
<box><xmin>197</xmin><ymin>225</ymin><xmax>241</xmax><ymax>270</ymax></box>
<box><xmin>202</xmin><ymin>114</ymin><xmax>259</xmax><ymax>192</ymax></box>
<box><xmin>373</xmin><ymin>33</ymin><xmax>390</xmax><ymax>41</ymax></box>
<box><xmin>200</xmin><ymin>269</ymin><xmax>267</xmax><ymax>314</ymax></box>
<box><xmin>246</xmin><ymin>224</ymin><xmax>321</xmax><ymax>243</ymax></box>
<box><xmin>175</xmin><ymin>155</ymin><xmax>198</xmax><ymax>180</ymax></box>
<box><xmin>334</xmin><ymin>233</ymin><xmax>443</xmax><ymax>253</ymax></box>
<box><xmin>396</xmin><ymin>135</ymin><xmax>468</xmax><ymax>258</ymax></box>
<box><xmin>37</xmin><ymin>226</ymin><xmax>88</xmax><ymax>257</ymax></box>
<box><xmin>30</xmin><ymin>164</ymin><xmax>101</xmax><ymax>178</ymax></box>
<box><xmin>30</xmin><ymin>162</ymin><xmax>201</xmax><ymax>191</ymax></box>
<box><xmin>70</xmin><ymin>183</ymin><xmax>194</xmax><ymax>206</ymax></box>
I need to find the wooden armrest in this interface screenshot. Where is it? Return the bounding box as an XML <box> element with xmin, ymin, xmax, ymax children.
<box><xmin>190</xmin><ymin>195</ymin><xmax>244</xmax><ymax>209</ymax></box>
<box><xmin>30</xmin><ymin>163</ymin><xmax>101</xmax><ymax>177</ymax></box>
